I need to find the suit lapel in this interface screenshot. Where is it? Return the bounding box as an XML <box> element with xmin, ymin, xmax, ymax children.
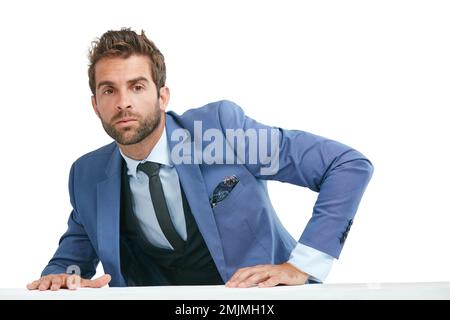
<box><xmin>165</xmin><ymin>115</ymin><xmax>227</xmax><ymax>279</ymax></box>
<box><xmin>97</xmin><ymin>146</ymin><xmax>127</xmax><ymax>287</ymax></box>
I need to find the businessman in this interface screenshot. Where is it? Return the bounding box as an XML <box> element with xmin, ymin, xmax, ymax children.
<box><xmin>27</xmin><ymin>28</ymin><xmax>373</xmax><ymax>291</ymax></box>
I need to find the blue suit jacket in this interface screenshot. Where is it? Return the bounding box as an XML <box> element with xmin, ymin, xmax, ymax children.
<box><xmin>42</xmin><ymin>100</ymin><xmax>373</xmax><ymax>287</ymax></box>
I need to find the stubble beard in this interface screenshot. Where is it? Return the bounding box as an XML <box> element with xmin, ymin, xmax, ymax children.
<box><xmin>101</xmin><ymin>101</ymin><xmax>162</xmax><ymax>145</ymax></box>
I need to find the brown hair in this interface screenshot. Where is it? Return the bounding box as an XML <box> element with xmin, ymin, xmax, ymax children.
<box><xmin>88</xmin><ymin>28</ymin><xmax>166</xmax><ymax>97</ymax></box>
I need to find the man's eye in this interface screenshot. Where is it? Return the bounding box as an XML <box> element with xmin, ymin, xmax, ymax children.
<box><xmin>133</xmin><ymin>85</ymin><xmax>144</xmax><ymax>92</ymax></box>
<box><xmin>103</xmin><ymin>89</ymin><xmax>113</xmax><ymax>95</ymax></box>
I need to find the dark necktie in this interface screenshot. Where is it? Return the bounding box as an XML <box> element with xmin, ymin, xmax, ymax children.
<box><xmin>137</xmin><ymin>161</ymin><xmax>185</xmax><ymax>251</ymax></box>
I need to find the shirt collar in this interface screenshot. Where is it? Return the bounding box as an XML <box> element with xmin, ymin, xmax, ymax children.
<box><xmin>119</xmin><ymin>126</ymin><xmax>173</xmax><ymax>178</ymax></box>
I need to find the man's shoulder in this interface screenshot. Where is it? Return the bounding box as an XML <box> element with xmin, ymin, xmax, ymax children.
<box><xmin>73</xmin><ymin>141</ymin><xmax>117</xmax><ymax>167</ymax></box>
<box><xmin>167</xmin><ymin>99</ymin><xmax>245</xmax><ymax>129</ymax></box>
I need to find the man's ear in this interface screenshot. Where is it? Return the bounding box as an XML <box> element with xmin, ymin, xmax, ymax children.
<box><xmin>159</xmin><ymin>86</ymin><xmax>170</xmax><ymax>111</ymax></box>
<box><xmin>91</xmin><ymin>95</ymin><xmax>100</xmax><ymax>118</ymax></box>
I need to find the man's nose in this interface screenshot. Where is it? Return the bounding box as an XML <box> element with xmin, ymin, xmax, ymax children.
<box><xmin>116</xmin><ymin>92</ymin><xmax>132</xmax><ymax>110</ymax></box>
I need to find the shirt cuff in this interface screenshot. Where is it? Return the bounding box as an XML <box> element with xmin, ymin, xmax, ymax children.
<box><xmin>287</xmin><ymin>243</ymin><xmax>335</xmax><ymax>282</ymax></box>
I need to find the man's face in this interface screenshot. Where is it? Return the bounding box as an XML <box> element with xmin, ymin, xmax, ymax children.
<box><xmin>91</xmin><ymin>55</ymin><xmax>169</xmax><ymax>145</ymax></box>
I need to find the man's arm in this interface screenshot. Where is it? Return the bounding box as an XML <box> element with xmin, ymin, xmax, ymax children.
<box><xmin>40</xmin><ymin>209</ymin><xmax>100</xmax><ymax>278</ymax></box>
<box><xmin>27</xmin><ymin>163</ymin><xmax>110</xmax><ymax>290</ymax></box>
<box><xmin>218</xmin><ymin>100</ymin><xmax>373</xmax><ymax>287</ymax></box>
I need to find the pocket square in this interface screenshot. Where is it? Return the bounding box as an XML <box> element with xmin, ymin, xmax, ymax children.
<box><xmin>209</xmin><ymin>175</ymin><xmax>239</xmax><ymax>207</ymax></box>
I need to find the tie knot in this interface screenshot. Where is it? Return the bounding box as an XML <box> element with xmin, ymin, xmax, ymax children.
<box><xmin>138</xmin><ymin>161</ymin><xmax>161</xmax><ymax>177</ymax></box>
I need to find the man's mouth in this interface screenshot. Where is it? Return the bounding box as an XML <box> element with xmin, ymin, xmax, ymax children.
<box><xmin>115</xmin><ymin>117</ymin><xmax>137</xmax><ymax>125</ymax></box>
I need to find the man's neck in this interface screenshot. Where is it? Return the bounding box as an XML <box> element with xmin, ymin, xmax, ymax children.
<box><xmin>118</xmin><ymin>116</ymin><xmax>165</xmax><ymax>161</ymax></box>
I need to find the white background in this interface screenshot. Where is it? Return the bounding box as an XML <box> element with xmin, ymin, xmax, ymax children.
<box><xmin>0</xmin><ymin>0</ymin><xmax>449</xmax><ymax>288</ymax></box>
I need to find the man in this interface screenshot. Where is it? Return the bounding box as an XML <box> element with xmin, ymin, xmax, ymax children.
<box><xmin>27</xmin><ymin>28</ymin><xmax>373</xmax><ymax>291</ymax></box>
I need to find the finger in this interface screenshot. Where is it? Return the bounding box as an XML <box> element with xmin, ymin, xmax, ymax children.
<box><xmin>238</xmin><ymin>271</ymin><xmax>272</xmax><ymax>288</ymax></box>
<box><xmin>50</xmin><ymin>277</ymin><xmax>63</xmax><ymax>291</ymax></box>
<box><xmin>226</xmin><ymin>267</ymin><xmax>250</xmax><ymax>285</ymax></box>
<box><xmin>227</xmin><ymin>265</ymin><xmax>267</xmax><ymax>283</ymax></box>
<box><xmin>27</xmin><ymin>280</ymin><xmax>41</xmax><ymax>290</ymax></box>
<box><xmin>258</xmin><ymin>275</ymin><xmax>281</xmax><ymax>288</ymax></box>
<box><xmin>226</xmin><ymin>268</ymin><xmax>255</xmax><ymax>288</ymax></box>
<box><xmin>38</xmin><ymin>278</ymin><xmax>52</xmax><ymax>291</ymax></box>
<box><xmin>81</xmin><ymin>274</ymin><xmax>112</xmax><ymax>288</ymax></box>
<box><xmin>66</xmin><ymin>275</ymin><xmax>82</xmax><ymax>290</ymax></box>
<box><xmin>227</xmin><ymin>266</ymin><xmax>268</xmax><ymax>287</ymax></box>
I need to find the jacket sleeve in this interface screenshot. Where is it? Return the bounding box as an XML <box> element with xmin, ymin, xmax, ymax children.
<box><xmin>217</xmin><ymin>100</ymin><xmax>374</xmax><ymax>258</ymax></box>
<box><xmin>41</xmin><ymin>162</ymin><xmax>99</xmax><ymax>279</ymax></box>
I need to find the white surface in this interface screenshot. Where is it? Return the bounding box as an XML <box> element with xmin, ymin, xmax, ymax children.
<box><xmin>2</xmin><ymin>282</ymin><xmax>450</xmax><ymax>300</ymax></box>
<box><xmin>1</xmin><ymin>0</ymin><xmax>450</xmax><ymax>287</ymax></box>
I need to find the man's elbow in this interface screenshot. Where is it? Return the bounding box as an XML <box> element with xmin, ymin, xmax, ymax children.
<box><xmin>337</xmin><ymin>148</ymin><xmax>374</xmax><ymax>182</ymax></box>
<box><xmin>353</xmin><ymin>157</ymin><xmax>374</xmax><ymax>184</ymax></box>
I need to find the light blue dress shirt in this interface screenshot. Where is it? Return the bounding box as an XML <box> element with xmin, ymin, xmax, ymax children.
<box><xmin>120</xmin><ymin>127</ymin><xmax>187</xmax><ymax>250</ymax></box>
<box><xmin>120</xmin><ymin>126</ymin><xmax>334</xmax><ymax>282</ymax></box>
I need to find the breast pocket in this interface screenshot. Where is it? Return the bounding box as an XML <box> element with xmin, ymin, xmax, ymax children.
<box><xmin>211</xmin><ymin>169</ymin><xmax>264</xmax><ymax>235</ymax></box>
<box><xmin>211</xmin><ymin>171</ymin><xmax>272</xmax><ymax>269</ymax></box>
<box><xmin>213</xmin><ymin>178</ymin><xmax>246</xmax><ymax>214</ymax></box>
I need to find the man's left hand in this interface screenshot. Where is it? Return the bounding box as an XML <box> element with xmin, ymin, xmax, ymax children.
<box><xmin>225</xmin><ymin>262</ymin><xmax>309</xmax><ymax>288</ymax></box>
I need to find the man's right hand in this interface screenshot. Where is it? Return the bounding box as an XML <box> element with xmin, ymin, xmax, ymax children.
<box><xmin>26</xmin><ymin>274</ymin><xmax>111</xmax><ymax>291</ymax></box>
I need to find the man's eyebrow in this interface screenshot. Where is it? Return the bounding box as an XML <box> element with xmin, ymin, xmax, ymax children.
<box><xmin>97</xmin><ymin>77</ymin><xmax>150</xmax><ymax>89</ymax></box>
<box><xmin>127</xmin><ymin>76</ymin><xmax>150</xmax><ymax>84</ymax></box>
<box><xmin>97</xmin><ymin>80</ymin><xmax>114</xmax><ymax>89</ymax></box>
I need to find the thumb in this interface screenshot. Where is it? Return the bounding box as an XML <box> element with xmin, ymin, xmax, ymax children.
<box><xmin>80</xmin><ymin>274</ymin><xmax>112</xmax><ymax>288</ymax></box>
